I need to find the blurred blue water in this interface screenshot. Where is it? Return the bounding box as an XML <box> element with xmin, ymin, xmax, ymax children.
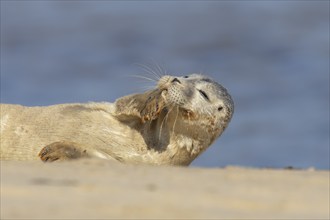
<box><xmin>1</xmin><ymin>1</ymin><xmax>329</xmax><ymax>169</ymax></box>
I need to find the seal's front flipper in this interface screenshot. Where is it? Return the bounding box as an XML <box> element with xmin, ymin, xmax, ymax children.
<box><xmin>38</xmin><ymin>141</ymin><xmax>90</xmax><ymax>162</ymax></box>
<box><xmin>114</xmin><ymin>89</ymin><xmax>166</xmax><ymax>123</ymax></box>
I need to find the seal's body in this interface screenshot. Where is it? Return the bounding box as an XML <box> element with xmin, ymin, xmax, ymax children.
<box><xmin>0</xmin><ymin>74</ymin><xmax>234</xmax><ymax>165</ymax></box>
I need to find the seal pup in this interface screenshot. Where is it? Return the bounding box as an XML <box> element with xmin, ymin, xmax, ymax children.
<box><xmin>0</xmin><ymin>74</ymin><xmax>234</xmax><ymax>166</ymax></box>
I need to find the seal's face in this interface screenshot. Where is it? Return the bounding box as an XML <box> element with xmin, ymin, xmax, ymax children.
<box><xmin>158</xmin><ymin>74</ymin><xmax>234</xmax><ymax>138</ymax></box>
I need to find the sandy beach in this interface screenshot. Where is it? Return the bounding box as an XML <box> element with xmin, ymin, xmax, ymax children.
<box><xmin>1</xmin><ymin>159</ymin><xmax>329</xmax><ymax>219</ymax></box>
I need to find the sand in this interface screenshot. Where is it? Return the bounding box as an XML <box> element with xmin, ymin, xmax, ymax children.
<box><xmin>1</xmin><ymin>159</ymin><xmax>329</xmax><ymax>219</ymax></box>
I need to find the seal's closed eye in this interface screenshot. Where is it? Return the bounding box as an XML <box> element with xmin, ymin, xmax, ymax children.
<box><xmin>198</xmin><ymin>89</ymin><xmax>209</xmax><ymax>101</ymax></box>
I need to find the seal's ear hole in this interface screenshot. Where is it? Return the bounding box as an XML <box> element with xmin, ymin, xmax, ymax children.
<box><xmin>218</xmin><ymin>106</ymin><xmax>223</xmax><ymax>111</ymax></box>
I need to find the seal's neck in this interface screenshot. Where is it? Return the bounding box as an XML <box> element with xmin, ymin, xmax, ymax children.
<box><xmin>141</xmin><ymin>108</ymin><xmax>214</xmax><ymax>159</ymax></box>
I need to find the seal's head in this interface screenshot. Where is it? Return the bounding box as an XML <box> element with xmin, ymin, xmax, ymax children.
<box><xmin>157</xmin><ymin>74</ymin><xmax>234</xmax><ymax>137</ymax></box>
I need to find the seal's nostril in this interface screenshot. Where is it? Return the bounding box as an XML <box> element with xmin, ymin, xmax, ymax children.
<box><xmin>171</xmin><ymin>78</ymin><xmax>181</xmax><ymax>84</ymax></box>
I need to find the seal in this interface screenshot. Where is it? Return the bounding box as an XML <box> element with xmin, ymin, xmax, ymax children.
<box><xmin>0</xmin><ymin>74</ymin><xmax>234</xmax><ymax>166</ymax></box>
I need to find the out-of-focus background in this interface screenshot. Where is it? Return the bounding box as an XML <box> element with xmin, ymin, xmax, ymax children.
<box><xmin>1</xmin><ymin>1</ymin><xmax>329</xmax><ymax>169</ymax></box>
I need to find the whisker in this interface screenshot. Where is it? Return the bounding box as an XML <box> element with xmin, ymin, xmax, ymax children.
<box><xmin>134</xmin><ymin>63</ymin><xmax>161</xmax><ymax>81</ymax></box>
<box><xmin>172</xmin><ymin>106</ymin><xmax>179</xmax><ymax>136</ymax></box>
<box><xmin>121</xmin><ymin>74</ymin><xmax>156</xmax><ymax>93</ymax></box>
<box><xmin>158</xmin><ymin>105</ymin><xmax>173</xmax><ymax>142</ymax></box>
<box><xmin>128</xmin><ymin>74</ymin><xmax>157</xmax><ymax>82</ymax></box>
<box><xmin>135</xmin><ymin>85</ymin><xmax>156</xmax><ymax>93</ymax></box>
<box><xmin>150</xmin><ymin>59</ymin><xmax>165</xmax><ymax>77</ymax></box>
